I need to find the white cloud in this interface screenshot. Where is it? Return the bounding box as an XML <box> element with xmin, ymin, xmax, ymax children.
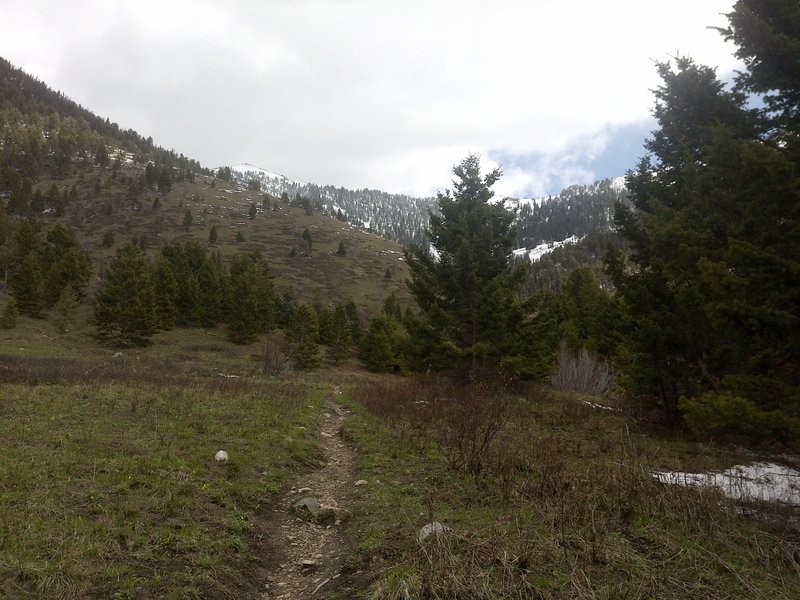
<box><xmin>0</xmin><ymin>0</ymin><xmax>740</xmax><ymax>196</ymax></box>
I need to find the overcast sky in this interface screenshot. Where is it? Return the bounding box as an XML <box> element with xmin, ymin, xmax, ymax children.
<box><xmin>2</xmin><ymin>1</ymin><xmax>740</xmax><ymax>198</ymax></box>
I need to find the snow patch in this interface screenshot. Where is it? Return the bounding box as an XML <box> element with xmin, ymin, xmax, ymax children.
<box><xmin>512</xmin><ymin>235</ymin><xmax>581</xmax><ymax>262</ymax></box>
<box><xmin>652</xmin><ymin>462</ymin><xmax>800</xmax><ymax>507</ymax></box>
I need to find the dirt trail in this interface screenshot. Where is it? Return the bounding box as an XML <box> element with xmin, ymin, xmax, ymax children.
<box><xmin>260</xmin><ymin>388</ymin><xmax>359</xmax><ymax>599</ymax></box>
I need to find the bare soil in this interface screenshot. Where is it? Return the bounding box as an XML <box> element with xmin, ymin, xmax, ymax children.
<box><xmin>260</xmin><ymin>387</ymin><xmax>360</xmax><ymax>599</ymax></box>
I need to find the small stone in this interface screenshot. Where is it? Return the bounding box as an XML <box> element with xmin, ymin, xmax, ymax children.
<box><xmin>298</xmin><ymin>487</ymin><xmax>312</xmax><ymax>494</ymax></box>
<box><xmin>354</xmin><ymin>479</ymin><xmax>368</xmax><ymax>486</ymax></box>
<box><xmin>215</xmin><ymin>450</ymin><xmax>229</xmax><ymax>463</ymax></box>
<box><xmin>292</xmin><ymin>496</ymin><xmax>321</xmax><ymax>517</ymax></box>
<box><xmin>320</xmin><ymin>432</ymin><xmax>333</xmax><ymax>438</ymax></box>
<box><xmin>419</xmin><ymin>521</ymin><xmax>452</xmax><ymax>543</ymax></box>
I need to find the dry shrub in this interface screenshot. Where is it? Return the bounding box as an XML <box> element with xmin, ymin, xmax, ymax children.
<box><xmin>550</xmin><ymin>343</ymin><xmax>616</xmax><ymax>396</ymax></box>
<box><xmin>262</xmin><ymin>331</ymin><xmax>288</xmax><ymax>376</ymax></box>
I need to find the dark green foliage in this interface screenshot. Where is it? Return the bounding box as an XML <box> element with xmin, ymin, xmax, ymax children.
<box><xmin>336</xmin><ymin>240</ymin><xmax>347</xmax><ymax>256</ymax></box>
<box><xmin>383</xmin><ymin>267</ymin><xmax>392</xmax><ymax>279</ymax></box>
<box><xmin>609</xmin><ymin>10</ymin><xmax>800</xmax><ymax>437</ymax></box>
<box><xmin>249</xmin><ymin>202</ymin><xmax>257</xmax><ymax>220</ymax></box>
<box><xmin>288</xmin><ymin>303</ymin><xmax>320</xmax><ymax>369</ymax></box>
<box><xmin>151</xmin><ymin>255</ymin><xmax>179</xmax><ymax>330</ymax></box>
<box><xmin>317</xmin><ymin>304</ymin><xmax>336</xmax><ymax>346</ymax></box>
<box><xmin>404</xmin><ymin>155</ymin><xmax>522</xmax><ymax>377</ymax></box>
<box><xmin>10</xmin><ymin>252</ymin><xmax>43</xmax><ymax>318</ymax></box>
<box><xmin>0</xmin><ymin>297</ymin><xmax>18</xmax><ymax>329</ymax></box>
<box><xmin>102</xmin><ymin>231</ymin><xmax>115</xmax><ymax>248</ymax></box>
<box><xmin>680</xmin><ymin>393</ymin><xmax>800</xmax><ymax>451</ymax></box>
<box><xmin>327</xmin><ymin>304</ymin><xmax>351</xmax><ymax>363</ymax></box>
<box><xmin>93</xmin><ymin>244</ymin><xmax>157</xmax><ymax>347</ymax></box>
<box><xmin>360</xmin><ymin>315</ymin><xmax>404</xmax><ymax>373</ymax></box>
<box><xmin>216</xmin><ymin>166</ymin><xmax>232</xmax><ymax>182</ymax></box>
<box><xmin>247</xmin><ymin>179</ymin><xmax>260</xmax><ymax>191</ymax></box>
<box><xmin>209</xmin><ymin>225</ymin><xmax>218</xmax><ymax>245</ymax></box>
<box><xmin>159</xmin><ymin>242</ymin><xmax>227</xmax><ymax>327</ymax></box>
<box><xmin>182</xmin><ymin>208</ymin><xmax>193</xmax><ymax>228</ymax></box>
<box><xmin>345</xmin><ymin>299</ymin><xmax>363</xmax><ymax>345</ymax></box>
<box><xmin>226</xmin><ymin>252</ymin><xmax>275</xmax><ymax>344</ymax></box>
<box><xmin>53</xmin><ymin>284</ymin><xmax>79</xmax><ymax>334</ymax></box>
<box><xmin>41</xmin><ymin>225</ymin><xmax>92</xmax><ymax>305</ymax></box>
<box><xmin>301</xmin><ymin>228</ymin><xmax>312</xmax><ymax>255</ymax></box>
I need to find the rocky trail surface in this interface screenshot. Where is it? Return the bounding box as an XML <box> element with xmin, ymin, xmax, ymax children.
<box><xmin>260</xmin><ymin>388</ymin><xmax>361</xmax><ymax>599</ymax></box>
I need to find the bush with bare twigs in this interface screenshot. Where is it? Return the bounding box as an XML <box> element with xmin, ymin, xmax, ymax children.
<box><xmin>550</xmin><ymin>343</ymin><xmax>616</xmax><ymax>396</ymax></box>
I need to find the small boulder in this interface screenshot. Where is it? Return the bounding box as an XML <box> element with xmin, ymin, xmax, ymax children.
<box><xmin>215</xmin><ymin>450</ymin><xmax>229</xmax><ymax>463</ymax></box>
<box><xmin>354</xmin><ymin>479</ymin><xmax>368</xmax><ymax>487</ymax></box>
<box><xmin>292</xmin><ymin>496</ymin><xmax>321</xmax><ymax>518</ymax></box>
<box><xmin>418</xmin><ymin>521</ymin><xmax>452</xmax><ymax>543</ymax></box>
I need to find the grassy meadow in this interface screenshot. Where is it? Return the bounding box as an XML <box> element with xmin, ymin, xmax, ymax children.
<box><xmin>334</xmin><ymin>378</ymin><xmax>800</xmax><ymax>599</ymax></box>
<box><xmin>0</xmin><ymin>318</ymin><xmax>333</xmax><ymax>598</ymax></box>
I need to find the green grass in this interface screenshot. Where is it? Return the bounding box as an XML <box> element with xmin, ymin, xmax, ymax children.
<box><xmin>335</xmin><ymin>379</ymin><xmax>800</xmax><ymax>599</ymax></box>
<box><xmin>0</xmin><ymin>322</ymin><xmax>331</xmax><ymax>599</ymax></box>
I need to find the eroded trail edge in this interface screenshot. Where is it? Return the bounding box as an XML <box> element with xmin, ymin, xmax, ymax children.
<box><xmin>261</xmin><ymin>387</ymin><xmax>359</xmax><ymax>599</ymax></box>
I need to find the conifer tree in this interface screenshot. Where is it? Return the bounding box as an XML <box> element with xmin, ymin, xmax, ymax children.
<box><xmin>249</xmin><ymin>202</ymin><xmax>257</xmax><ymax>220</ymax></box>
<box><xmin>209</xmin><ymin>225</ymin><xmax>218</xmax><ymax>245</ymax></box>
<box><xmin>0</xmin><ymin>297</ymin><xmax>18</xmax><ymax>329</ymax></box>
<box><xmin>327</xmin><ymin>304</ymin><xmax>351</xmax><ymax>363</ymax></box>
<box><xmin>610</xmin><ymin>15</ymin><xmax>800</xmax><ymax>435</ymax></box>
<box><xmin>182</xmin><ymin>208</ymin><xmax>193</xmax><ymax>229</ymax></box>
<box><xmin>226</xmin><ymin>252</ymin><xmax>275</xmax><ymax>344</ymax></box>
<box><xmin>93</xmin><ymin>244</ymin><xmax>157</xmax><ymax>346</ymax></box>
<box><xmin>53</xmin><ymin>284</ymin><xmax>79</xmax><ymax>334</ymax></box>
<box><xmin>151</xmin><ymin>255</ymin><xmax>179</xmax><ymax>330</ymax></box>
<box><xmin>405</xmin><ymin>155</ymin><xmax>520</xmax><ymax>377</ymax></box>
<box><xmin>336</xmin><ymin>240</ymin><xmax>347</xmax><ymax>256</ymax></box>
<box><xmin>11</xmin><ymin>253</ymin><xmax>43</xmax><ymax>318</ymax></box>
<box><xmin>288</xmin><ymin>303</ymin><xmax>321</xmax><ymax>369</ymax></box>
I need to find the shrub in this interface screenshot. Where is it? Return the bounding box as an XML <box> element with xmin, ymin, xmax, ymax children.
<box><xmin>680</xmin><ymin>392</ymin><xmax>800</xmax><ymax>451</ymax></box>
<box><xmin>0</xmin><ymin>298</ymin><xmax>19</xmax><ymax>329</ymax></box>
<box><xmin>550</xmin><ymin>343</ymin><xmax>615</xmax><ymax>396</ymax></box>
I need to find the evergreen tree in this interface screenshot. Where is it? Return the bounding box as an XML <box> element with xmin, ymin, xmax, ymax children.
<box><xmin>610</xmin><ymin>39</ymin><xmax>800</xmax><ymax>433</ymax></box>
<box><xmin>226</xmin><ymin>252</ymin><xmax>275</xmax><ymax>344</ymax></box>
<box><xmin>301</xmin><ymin>228</ymin><xmax>312</xmax><ymax>255</ymax></box>
<box><xmin>249</xmin><ymin>202</ymin><xmax>257</xmax><ymax>220</ymax></box>
<box><xmin>288</xmin><ymin>303</ymin><xmax>321</xmax><ymax>369</ymax></box>
<box><xmin>93</xmin><ymin>244</ymin><xmax>157</xmax><ymax>346</ymax></box>
<box><xmin>209</xmin><ymin>225</ymin><xmax>218</xmax><ymax>245</ymax></box>
<box><xmin>344</xmin><ymin>299</ymin><xmax>363</xmax><ymax>345</ymax></box>
<box><xmin>151</xmin><ymin>255</ymin><xmax>179</xmax><ymax>330</ymax></box>
<box><xmin>182</xmin><ymin>208</ymin><xmax>193</xmax><ymax>228</ymax></box>
<box><xmin>360</xmin><ymin>315</ymin><xmax>404</xmax><ymax>372</ymax></box>
<box><xmin>236</xmin><ymin>230</ymin><xmax>245</xmax><ymax>242</ymax></box>
<box><xmin>404</xmin><ymin>155</ymin><xmax>520</xmax><ymax>377</ymax></box>
<box><xmin>336</xmin><ymin>240</ymin><xmax>347</xmax><ymax>256</ymax></box>
<box><xmin>0</xmin><ymin>297</ymin><xmax>19</xmax><ymax>329</ymax></box>
<box><xmin>10</xmin><ymin>252</ymin><xmax>44</xmax><ymax>318</ymax></box>
<box><xmin>53</xmin><ymin>283</ymin><xmax>79</xmax><ymax>334</ymax></box>
<box><xmin>327</xmin><ymin>304</ymin><xmax>351</xmax><ymax>363</ymax></box>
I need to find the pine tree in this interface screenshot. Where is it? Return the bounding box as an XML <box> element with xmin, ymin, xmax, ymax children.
<box><xmin>405</xmin><ymin>155</ymin><xmax>520</xmax><ymax>377</ymax></box>
<box><xmin>209</xmin><ymin>225</ymin><xmax>218</xmax><ymax>245</ymax></box>
<box><xmin>11</xmin><ymin>253</ymin><xmax>44</xmax><ymax>318</ymax></box>
<box><xmin>182</xmin><ymin>208</ymin><xmax>193</xmax><ymax>228</ymax></box>
<box><xmin>0</xmin><ymin>297</ymin><xmax>19</xmax><ymax>329</ymax></box>
<box><xmin>53</xmin><ymin>284</ymin><xmax>79</xmax><ymax>334</ymax></box>
<box><xmin>301</xmin><ymin>228</ymin><xmax>312</xmax><ymax>255</ymax></box>
<box><xmin>327</xmin><ymin>304</ymin><xmax>351</xmax><ymax>363</ymax></box>
<box><xmin>360</xmin><ymin>315</ymin><xmax>403</xmax><ymax>372</ymax></box>
<box><xmin>226</xmin><ymin>252</ymin><xmax>275</xmax><ymax>343</ymax></box>
<box><xmin>93</xmin><ymin>244</ymin><xmax>157</xmax><ymax>346</ymax></box>
<box><xmin>288</xmin><ymin>303</ymin><xmax>321</xmax><ymax>369</ymax></box>
<box><xmin>151</xmin><ymin>255</ymin><xmax>178</xmax><ymax>330</ymax></box>
<box><xmin>336</xmin><ymin>240</ymin><xmax>347</xmax><ymax>256</ymax></box>
<box><xmin>610</xmin><ymin>38</ymin><xmax>800</xmax><ymax>433</ymax></box>
<box><xmin>249</xmin><ymin>202</ymin><xmax>257</xmax><ymax>220</ymax></box>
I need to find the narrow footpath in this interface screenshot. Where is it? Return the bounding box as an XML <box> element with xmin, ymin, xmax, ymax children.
<box><xmin>260</xmin><ymin>388</ymin><xmax>359</xmax><ymax>599</ymax></box>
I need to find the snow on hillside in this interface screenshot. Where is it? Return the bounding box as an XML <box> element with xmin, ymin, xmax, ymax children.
<box><xmin>512</xmin><ymin>235</ymin><xmax>582</xmax><ymax>262</ymax></box>
<box><xmin>230</xmin><ymin>163</ymin><xmax>304</xmax><ymax>185</ymax></box>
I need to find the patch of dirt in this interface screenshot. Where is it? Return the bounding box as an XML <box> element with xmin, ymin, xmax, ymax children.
<box><xmin>260</xmin><ymin>387</ymin><xmax>361</xmax><ymax>599</ymax></box>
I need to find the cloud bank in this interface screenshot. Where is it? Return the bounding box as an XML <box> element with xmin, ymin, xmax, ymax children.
<box><xmin>1</xmin><ymin>1</ymin><xmax>739</xmax><ymax>196</ymax></box>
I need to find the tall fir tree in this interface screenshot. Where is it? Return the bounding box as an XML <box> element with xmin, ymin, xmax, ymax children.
<box><xmin>609</xmin><ymin>15</ymin><xmax>800</xmax><ymax>438</ymax></box>
<box><xmin>226</xmin><ymin>252</ymin><xmax>275</xmax><ymax>344</ymax></box>
<box><xmin>404</xmin><ymin>155</ymin><xmax>520</xmax><ymax>377</ymax></box>
<box><xmin>288</xmin><ymin>303</ymin><xmax>321</xmax><ymax>369</ymax></box>
<box><xmin>93</xmin><ymin>244</ymin><xmax>157</xmax><ymax>346</ymax></box>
